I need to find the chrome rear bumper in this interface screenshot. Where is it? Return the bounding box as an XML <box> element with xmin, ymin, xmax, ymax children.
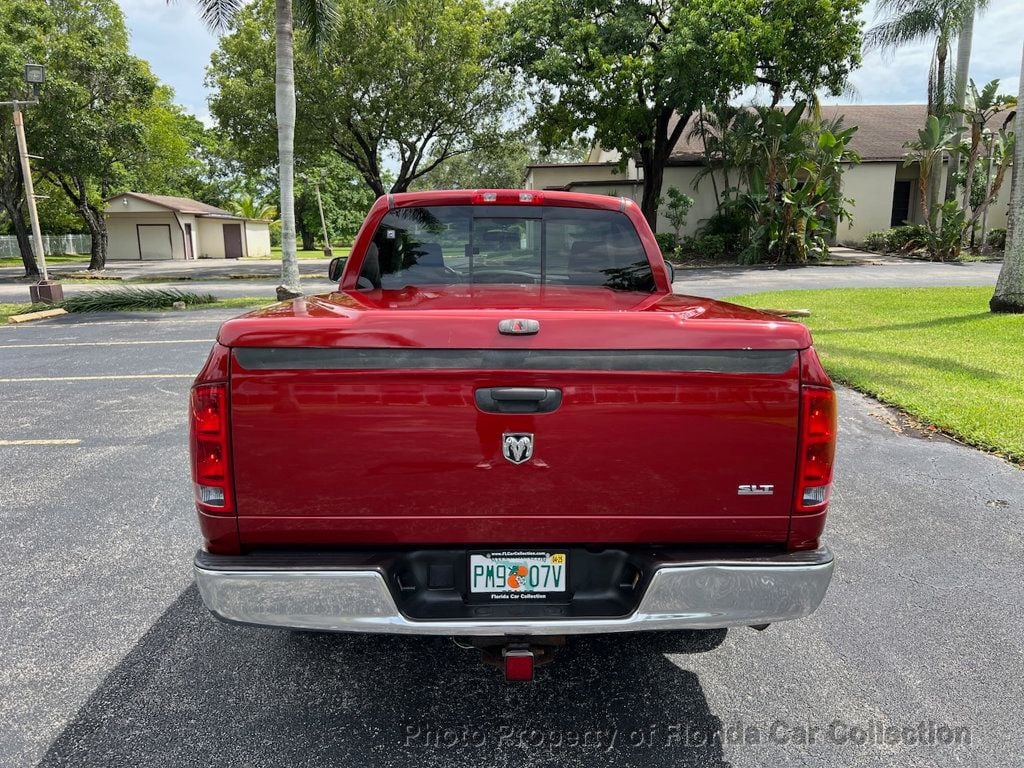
<box><xmin>194</xmin><ymin>547</ymin><xmax>833</xmax><ymax>636</ymax></box>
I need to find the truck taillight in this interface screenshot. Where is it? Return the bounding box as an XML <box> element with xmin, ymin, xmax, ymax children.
<box><xmin>796</xmin><ymin>385</ymin><xmax>836</xmax><ymax>513</ymax></box>
<box><xmin>190</xmin><ymin>383</ymin><xmax>234</xmax><ymax>514</ymax></box>
<box><xmin>472</xmin><ymin>189</ymin><xmax>543</xmax><ymax>205</ymax></box>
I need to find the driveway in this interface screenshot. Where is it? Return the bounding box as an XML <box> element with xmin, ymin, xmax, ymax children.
<box><xmin>0</xmin><ymin>255</ymin><xmax>1005</xmax><ymax>303</ymax></box>
<box><xmin>0</xmin><ymin>310</ymin><xmax>1020</xmax><ymax>767</ymax></box>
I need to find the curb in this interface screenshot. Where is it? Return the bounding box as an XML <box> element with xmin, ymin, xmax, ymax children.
<box><xmin>8</xmin><ymin>308</ymin><xmax>68</xmax><ymax>324</ymax></box>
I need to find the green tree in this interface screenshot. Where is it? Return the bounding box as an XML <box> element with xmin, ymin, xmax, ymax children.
<box><xmin>506</xmin><ymin>0</ymin><xmax>863</xmax><ymax>230</ymax></box>
<box><xmin>990</xmin><ymin>43</ymin><xmax>1024</xmax><ymax>313</ymax></box>
<box><xmin>126</xmin><ymin>86</ymin><xmax>217</xmax><ymax>199</ymax></box>
<box><xmin>208</xmin><ymin>0</ymin><xmax>516</xmax><ymax>200</ymax></box>
<box><xmin>413</xmin><ymin>136</ymin><xmax>532</xmax><ymax>191</ymax></box>
<box><xmin>194</xmin><ymin>0</ymin><xmax>339</xmax><ymax>298</ymax></box>
<box><xmin>28</xmin><ymin>0</ymin><xmax>157</xmax><ymax>270</ymax></box>
<box><xmin>294</xmin><ymin>155</ymin><xmax>376</xmax><ymax>248</ymax></box>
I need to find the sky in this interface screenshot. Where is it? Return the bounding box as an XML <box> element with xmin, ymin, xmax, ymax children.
<box><xmin>118</xmin><ymin>0</ymin><xmax>1022</xmax><ymax>126</ymax></box>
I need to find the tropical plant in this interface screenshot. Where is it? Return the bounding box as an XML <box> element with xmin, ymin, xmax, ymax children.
<box><xmin>902</xmin><ymin>113</ymin><xmax>963</xmax><ymax>257</ymax></box>
<box><xmin>956</xmin><ymin>80</ymin><xmax>1015</xmax><ymax>231</ymax></box>
<box><xmin>227</xmin><ymin>193</ymin><xmax>278</xmax><ymax>221</ymax></box>
<box><xmin>191</xmin><ymin>0</ymin><xmax>339</xmax><ymax>298</ymax></box>
<box><xmin>733</xmin><ymin>102</ymin><xmax>860</xmax><ymax>264</ymax></box>
<box><xmin>990</xmin><ymin>43</ymin><xmax>1024</xmax><ymax>313</ymax></box>
<box><xmin>690</xmin><ymin>102</ymin><xmax>756</xmax><ymax>206</ymax></box>
<box><xmin>661</xmin><ymin>188</ymin><xmax>695</xmax><ymax>240</ymax></box>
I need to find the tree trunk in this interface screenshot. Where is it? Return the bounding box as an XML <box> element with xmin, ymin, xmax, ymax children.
<box><xmin>990</xmin><ymin>42</ymin><xmax>1024</xmax><ymax>313</ymax></box>
<box><xmin>82</xmin><ymin>201</ymin><xmax>108</xmax><ymax>271</ymax></box>
<box><xmin>639</xmin><ymin>146</ymin><xmax>664</xmax><ymax>232</ymax></box>
<box><xmin>275</xmin><ymin>0</ymin><xmax>301</xmax><ymax>297</ymax></box>
<box><xmin>639</xmin><ymin>109</ymin><xmax>688</xmax><ymax>232</ymax></box>
<box><xmin>298</xmin><ymin>219</ymin><xmax>315</xmax><ymax>251</ymax></box>
<box><xmin>945</xmin><ymin>12</ymin><xmax>974</xmax><ymax>201</ymax></box>
<box><xmin>928</xmin><ymin>48</ymin><xmax>948</xmax><ymax>215</ymax></box>
<box><xmin>1</xmin><ymin>198</ymin><xmax>38</xmax><ymax>278</ymax></box>
<box><xmin>1</xmin><ymin>150</ymin><xmax>38</xmax><ymax>277</ymax></box>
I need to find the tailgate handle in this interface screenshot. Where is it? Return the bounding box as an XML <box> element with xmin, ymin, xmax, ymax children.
<box><xmin>475</xmin><ymin>387</ymin><xmax>562</xmax><ymax>414</ymax></box>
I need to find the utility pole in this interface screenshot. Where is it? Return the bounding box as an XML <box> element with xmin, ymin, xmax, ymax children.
<box><xmin>313</xmin><ymin>180</ymin><xmax>332</xmax><ymax>258</ymax></box>
<box><xmin>2</xmin><ymin>64</ymin><xmax>63</xmax><ymax>304</ymax></box>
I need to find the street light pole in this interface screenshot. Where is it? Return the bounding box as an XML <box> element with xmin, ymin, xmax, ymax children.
<box><xmin>13</xmin><ymin>103</ymin><xmax>48</xmax><ymax>283</ymax></box>
<box><xmin>2</xmin><ymin>63</ymin><xmax>63</xmax><ymax>304</ymax></box>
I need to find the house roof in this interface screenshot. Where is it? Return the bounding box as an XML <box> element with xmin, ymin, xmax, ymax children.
<box><xmin>106</xmin><ymin>192</ymin><xmax>240</xmax><ymax>218</ymax></box>
<box><xmin>666</xmin><ymin>104</ymin><xmax>1015</xmax><ymax>164</ymax></box>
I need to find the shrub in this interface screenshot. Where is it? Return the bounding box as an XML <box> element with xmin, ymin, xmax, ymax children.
<box><xmin>987</xmin><ymin>228</ymin><xmax>1007</xmax><ymax>250</ymax></box>
<box><xmin>654</xmin><ymin>232</ymin><xmax>679</xmax><ymax>257</ymax></box>
<box><xmin>863</xmin><ymin>231</ymin><xmax>887</xmax><ymax>251</ymax></box>
<box><xmin>884</xmin><ymin>224</ymin><xmax>930</xmax><ymax>253</ymax></box>
<box><xmin>681</xmin><ymin>234</ymin><xmax>727</xmax><ymax>260</ymax></box>
<box><xmin>697</xmin><ymin>204</ymin><xmax>749</xmax><ymax>257</ymax></box>
<box><xmin>660</xmin><ymin>187</ymin><xmax>694</xmax><ymax>239</ymax></box>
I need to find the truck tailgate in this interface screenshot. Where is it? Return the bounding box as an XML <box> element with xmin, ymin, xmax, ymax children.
<box><xmin>229</xmin><ymin>347</ymin><xmax>801</xmax><ymax>546</ymax></box>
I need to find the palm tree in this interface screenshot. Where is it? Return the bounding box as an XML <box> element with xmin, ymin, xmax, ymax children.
<box><xmin>944</xmin><ymin>9</ymin><xmax>979</xmax><ymax>200</ymax></box>
<box><xmin>190</xmin><ymin>0</ymin><xmax>336</xmax><ymax>299</ymax></box>
<box><xmin>227</xmin><ymin>193</ymin><xmax>279</xmax><ymax>221</ymax></box>
<box><xmin>990</xmin><ymin>43</ymin><xmax>1024</xmax><ymax>313</ymax></box>
<box><xmin>865</xmin><ymin>0</ymin><xmax>985</xmax><ymax>212</ymax></box>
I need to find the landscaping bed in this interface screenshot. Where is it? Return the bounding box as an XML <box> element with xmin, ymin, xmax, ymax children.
<box><xmin>730</xmin><ymin>286</ymin><xmax>1024</xmax><ymax>464</ymax></box>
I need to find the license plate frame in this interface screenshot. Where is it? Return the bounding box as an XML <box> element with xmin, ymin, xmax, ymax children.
<box><xmin>468</xmin><ymin>550</ymin><xmax>568</xmax><ymax>602</ymax></box>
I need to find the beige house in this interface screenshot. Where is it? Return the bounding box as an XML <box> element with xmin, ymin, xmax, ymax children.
<box><xmin>525</xmin><ymin>105</ymin><xmax>1012</xmax><ymax>244</ymax></box>
<box><xmin>104</xmin><ymin>193</ymin><xmax>272</xmax><ymax>261</ymax></box>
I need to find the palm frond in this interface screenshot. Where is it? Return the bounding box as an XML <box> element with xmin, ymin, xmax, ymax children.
<box><xmin>864</xmin><ymin>7</ymin><xmax>942</xmax><ymax>52</ymax></box>
<box><xmin>185</xmin><ymin>0</ymin><xmax>247</xmax><ymax>33</ymax></box>
<box><xmin>60</xmin><ymin>289</ymin><xmax>217</xmax><ymax>313</ymax></box>
<box><xmin>293</xmin><ymin>0</ymin><xmax>340</xmax><ymax>54</ymax></box>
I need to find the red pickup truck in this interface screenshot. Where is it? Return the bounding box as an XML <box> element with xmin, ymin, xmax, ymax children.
<box><xmin>190</xmin><ymin>189</ymin><xmax>836</xmax><ymax>680</ymax></box>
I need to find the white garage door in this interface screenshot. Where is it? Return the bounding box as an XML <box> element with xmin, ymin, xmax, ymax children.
<box><xmin>137</xmin><ymin>224</ymin><xmax>173</xmax><ymax>260</ymax></box>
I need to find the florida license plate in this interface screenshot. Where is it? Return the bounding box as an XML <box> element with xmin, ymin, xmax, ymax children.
<box><xmin>469</xmin><ymin>551</ymin><xmax>567</xmax><ymax>600</ymax></box>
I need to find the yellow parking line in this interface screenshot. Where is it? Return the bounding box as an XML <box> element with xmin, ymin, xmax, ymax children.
<box><xmin>0</xmin><ymin>339</ymin><xmax>210</xmax><ymax>350</ymax></box>
<box><xmin>0</xmin><ymin>439</ymin><xmax>82</xmax><ymax>446</ymax></box>
<box><xmin>0</xmin><ymin>374</ymin><xmax>195</xmax><ymax>383</ymax></box>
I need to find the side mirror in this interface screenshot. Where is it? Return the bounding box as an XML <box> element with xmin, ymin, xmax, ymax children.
<box><xmin>665</xmin><ymin>261</ymin><xmax>675</xmax><ymax>285</ymax></box>
<box><xmin>327</xmin><ymin>256</ymin><xmax>345</xmax><ymax>282</ymax></box>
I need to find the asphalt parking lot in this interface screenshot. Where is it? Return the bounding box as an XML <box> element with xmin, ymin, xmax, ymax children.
<box><xmin>1</xmin><ymin>308</ymin><xmax>1022</xmax><ymax>767</ymax></box>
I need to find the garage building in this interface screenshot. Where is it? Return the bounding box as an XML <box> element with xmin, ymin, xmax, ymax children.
<box><xmin>104</xmin><ymin>193</ymin><xmax>272</xmax><ymax>261</ymax></box>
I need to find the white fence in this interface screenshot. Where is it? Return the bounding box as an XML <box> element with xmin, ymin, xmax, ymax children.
<box><xmin>0</xmin><ymin>234</ymin><xmax>90</xmax><ymax>258</ymax></box>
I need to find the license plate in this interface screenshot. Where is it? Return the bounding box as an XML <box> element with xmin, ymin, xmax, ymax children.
<box><xmin>469</xmin><ymin>551</ymin><xmax>567</xmax><ymax>599</ymax></box>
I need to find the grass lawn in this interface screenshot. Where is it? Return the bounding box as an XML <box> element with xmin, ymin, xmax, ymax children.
<box><xmin>0</xmin><ymin>254</ymin><xmax>89</xmax><ymax>268</ymax></box>
<box><xmin>268</xmin><ymin>246</ymin><xmax>349</xmax><ymax>260</ymax></box>
<box><xmin>729</xmin><ymin>286</ymin><xmax>1024</xmax><ymax>463</ymax></box>
<box><xmin>2</xmin><ymin>295</ymin><xmax>275</xmax><ymax>323</ymax></box>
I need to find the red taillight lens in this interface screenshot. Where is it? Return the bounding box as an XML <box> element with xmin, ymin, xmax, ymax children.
<box><xmin>190</xmin><ymin>383</ymin><xmax>233</xmax><ymax>513</ymax></box>
<box><xmin>796</xmin><ymin>386</ymin><xmax>836</xmax><ymax>513</ymax></box>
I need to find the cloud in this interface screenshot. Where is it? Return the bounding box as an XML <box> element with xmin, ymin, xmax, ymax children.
<box><xmin>118</xmin><ymin>0</ymin><xmax>218</xmax><ymax>118</ymax></box>
<box><xmin>118</xmin><ymin>0</ymin><xmax>1021</xmax><ymax>122</ymax></box>
<box><xmin>824</xmin><ymin>0</ymin><xmax>1022</xmax><ymax>104</ymax></box>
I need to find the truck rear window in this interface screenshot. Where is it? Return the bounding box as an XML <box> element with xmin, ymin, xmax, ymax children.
<box><xmin>357</xmin><ymin>205</ymin><xmax>655</xmax><ymax>292</ymax></box>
